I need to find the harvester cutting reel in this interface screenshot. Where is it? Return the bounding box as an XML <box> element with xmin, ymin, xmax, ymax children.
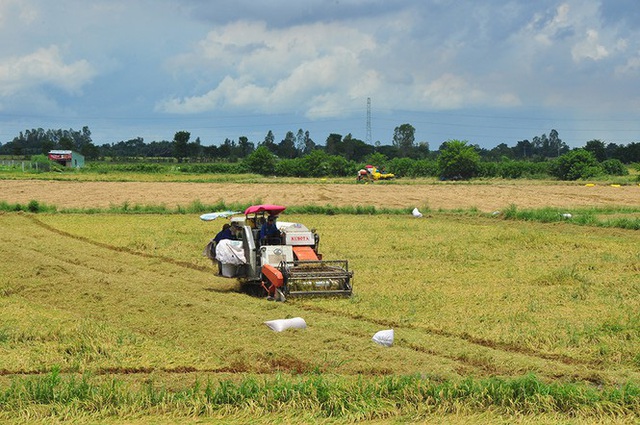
<box><xmin>261</xmin><ymin>260</ymin><xmax>353</xmax><ymax>302</ymax></box>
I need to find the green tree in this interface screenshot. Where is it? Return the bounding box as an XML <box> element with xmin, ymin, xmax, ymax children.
<box><xmin>295</xmin><ymin>129</ymin><xmax>305</xmax><ymax>156</ymax></box>
<box><xmin>437</xmin><ymin>139</ymin><xmax>480</xmax><ymax>180</ymax></box>
<box><xmin>415</xmin><ymin>141</ymin><xmax>430</xmax><ymax>159</ymax></box>
<box><xmin>514</xmin><ymin>139</ymin><xmax>532</xmax><ymax>159</ymax></box>
<box><xmin>261</xmin><ymin>130</ymin><xmax>278</xmax><ymax>154</ymax></box>
<box><xmin>392</xmin><ymin>123</ymin><xmax>415</xmax><ymax>157</ymax></box>
<box><xmin>278</xmin><ymin>131</ymin><xmax>297</xmax><ymax>159</ymax></box>
<box><xmin>487</xmin><ymin>143</ymin><xmax>514</xmax><ymax>161</ymax></box>
<box><xmin>548</xmin><ymin>129</ymin><xmax>568</xmax><ymax>157</ymax></box>
<box><xmin>58</xmin><ymin>136</ymin><xmax>75</xmax><ymax>150</ymax></box>
<box><xmin>238</xmin><ymin>136</ymin><xmax>255</xmax><ymax>158</ymax></box>
<box><xmin>584</xmin><ymin>139</ymin><xmax>607</xmax><ymax>162</ymax></box>
<box><xmin>342</xmin><ymin>134</ymin><xmax>373</xmax><ymax>161</ymax></box>
<box><xmin>551</xmin><ymin>149</ymin><xmax>601</xmax><ymax>180</ymax></box>
<box><xmin>363</xmin><ymin>152</ymin><xmax>388</xmax><ymax>169</ymax></box>
<box><xmin>243</xmin><ymin>146</ymin><xmax>277</xmax><ymax>175</ymax></box>
<box><xmin>601</xmin><ymin>159</ymin><xmax>628</xmax><ymax>176</ymax></box>
<box><xmin>302</xmin><ymin>130</ymin><xmax>315</xmax><ymax>155</ymax></box>
<box><xmin>172</xmin><ymin>131</ymin><xmax>190</xmax><ymax>162</ymax></box>
<box><xmin>325</xmin><ymin>133</ymin><xmax>342</xmax><ymax>155</ymax></box>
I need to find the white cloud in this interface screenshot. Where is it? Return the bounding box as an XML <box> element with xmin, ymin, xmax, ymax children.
<box><xmin>530</xmin><ymin>3</ymin><xmax>572</xmax><ymax>46</ymax></box>
<box><xmin>0</xmin><ymin>0</ymin><xmax>38</xmax><ymax>28</ymax></box>
<box><xmin>0</xmin><ymin>45</ymin><xmax>96</xmax><ymax>96</ymax></box>
<box><xmin>416</xmin><ymin>73</ymin><xmax>518</xmax><ymax>109</ymax></box>
<box><xmin>158</xmin><ymin>20</ymin><xmax>377</xmax><ymax>116</ymax></box>
<box><xmin>571</xmin><ymin>29</ymin><xmax>609</xmax><ymax>61</ymax></box>
<box><xmin>615</xmin><ymin>53</ymin><xmax>640</xmax><ymax>77</ymax></box>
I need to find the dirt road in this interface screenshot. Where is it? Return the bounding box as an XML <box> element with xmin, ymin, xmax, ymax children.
<box><xmin>2</xmin><ymin>180</ymin><xmax>638</xmax><ymax>211</ymax></box>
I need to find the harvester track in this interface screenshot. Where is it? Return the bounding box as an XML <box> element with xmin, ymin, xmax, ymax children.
<box><xmin>26</xmin><ymin>215</ymin><xmax>211</xmax><ymax>273</ymax></box>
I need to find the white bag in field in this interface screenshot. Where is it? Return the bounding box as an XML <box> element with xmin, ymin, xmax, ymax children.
<box><xmin>372</xmin><ymin>329</ymin><xmax>394</xmax><ymax>347</ymax></box>
<box><xmin>264</xmin><ymin>317</ymin><xmax>307</xmax><ymax>332</ymax></box>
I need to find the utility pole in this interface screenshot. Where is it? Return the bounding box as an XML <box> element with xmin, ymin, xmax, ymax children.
<box><xmin>366</xmin><ymin>97</ymin><xmax>372</xmax><ymax>145</ymax></box>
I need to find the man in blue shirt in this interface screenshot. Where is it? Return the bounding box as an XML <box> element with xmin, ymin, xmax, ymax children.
<box><xmin>259</xmin><ymin>215</ymin><xmax>280</xmax><ymax>244</ymax></box>
<box><xmin>214</xmin><ymin>223</ymin><xmax>233</xmax><ymax>243</ymax></box>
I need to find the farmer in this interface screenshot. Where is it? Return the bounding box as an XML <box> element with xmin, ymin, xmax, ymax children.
<box><xmin>259</xmin><ymin>215</ymin><xmax>280</xmax><ymax>244</ymax></box>
<box><xmin>214</xmin><ymin>223</ymin><xmax>234</xmax><ymax>243</ymax></box>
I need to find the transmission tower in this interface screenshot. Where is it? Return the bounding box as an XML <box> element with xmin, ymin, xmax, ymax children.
<box><xmin>366</xmin><ymin>97</ymin><xmax>372</xmax><ymax>144</ymax></box>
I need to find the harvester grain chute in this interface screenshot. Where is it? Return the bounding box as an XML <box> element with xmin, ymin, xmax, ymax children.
<box><xmin>203</xmin><ymin>204</ymin><xmax>353</xmax><ymax>300</ymax></box>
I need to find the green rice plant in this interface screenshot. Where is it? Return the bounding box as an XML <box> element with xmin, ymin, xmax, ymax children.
<box><xmin>2</xmin><ymin>371</ymin><xmax>640</xmax><ymax>420</ymax></box>
<box><xmin>0</xmin><ymin>326</ymin><xmax>9</xmax><ymax>343</ymax></box>
<box><xmin>497</xmin><ymin>204</ymin><xmax>640</xmax><ymax>229</ymax></box>
<box><xmin>0</xmin><ymin>200</ymin><xmax>57</xmax><ymax>213</ymax></box>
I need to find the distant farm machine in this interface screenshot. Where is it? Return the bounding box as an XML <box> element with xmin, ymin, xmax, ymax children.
<box><xmin>203</xmin><ymin>205</ymin><xmax>353</xmax><ymax>301</ymax></box>
<box><xmin>357</xmin><ymin>165</ymin><xmax>395</xmax><ymax>182</ymax></box>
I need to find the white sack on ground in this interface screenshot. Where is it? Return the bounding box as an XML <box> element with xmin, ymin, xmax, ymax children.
<box><xmin>264</xmin><ymin>317</ymin><xmax>307</xmax><ymax>332</ymax></box>
<box><xmin>372</xmin><ymin>329</ymin><xmax>394</xmax><ymax>346</ymax></box>
<box><xmin>215</xmin><ymin>239</ymin><xmax>246</xmax><ymax>265</ymax></box>
<box><xmin>412</xmin><ymin>207</ymin><xmax>423</xmax><ymax>218</ymax></box>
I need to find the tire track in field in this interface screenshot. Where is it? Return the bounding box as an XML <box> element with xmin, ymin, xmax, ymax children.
<box><xmin>0</xmin><ymin>362</ymin><xmax>396</xmax><ymax>377</ymax></box>
<box><xmin>313</xmin><ymin>310</ymin><xmax>620</xmax><ymax>384</ymax></box>
<box><xmin>22</xmin><ymin>215</ymin><xmax>614</xmax><ymax>381</ymax></box>
<box><xmin>297</xmin><ymin>306</ymin><xmax>602</xmax><ymax>369</ymax></box>
<box><xmin>25</xmin><ymin>215</ymin><xmax>211</xmax><ymax>273</ymax></box>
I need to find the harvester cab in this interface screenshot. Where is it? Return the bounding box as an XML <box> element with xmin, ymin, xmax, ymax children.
<box><xmin>205</xmin><ymin>204</ymin><xmax>353</xmax><ymax>301</ymax></box>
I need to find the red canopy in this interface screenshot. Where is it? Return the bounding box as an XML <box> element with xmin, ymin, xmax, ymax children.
<box><xmin>244</xmin><ymin>204</ymin><xmax>286</xmax><ymax>215</ymax></box>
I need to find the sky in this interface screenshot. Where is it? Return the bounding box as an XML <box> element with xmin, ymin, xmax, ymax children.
<box><xmin>1</xmin><ymin>0</ymin><xmax>639</xmax><ymax>150</ymax></box>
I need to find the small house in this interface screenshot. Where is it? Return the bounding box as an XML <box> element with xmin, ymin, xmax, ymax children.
<box><xmin>48</xmin><ymin>150</ymin><xmax>85</xmax><ymax>168</ymax></box>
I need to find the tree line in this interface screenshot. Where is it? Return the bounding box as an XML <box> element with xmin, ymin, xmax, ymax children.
<box><xmin>1</xmin><ymin>124</ymin><xmax>639</xmax><ymax>181</ymax></box>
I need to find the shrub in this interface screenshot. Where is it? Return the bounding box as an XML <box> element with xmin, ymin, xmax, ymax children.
<box><xmin>275</xmin><ymin>159</ymin><xmax>307</xmax><ymax>177</ymax></box>
<box><xmin>411</xmin><ymin>159</ymin><xmax>438</xmax><ymax>177</ymax></box>
<box><xmin>478</xmin><ymin>161</ymin><xmax>498</xmax><ymax>178</ymax></box>
<box><xmin>387</xmin><ymin>157</ymin><xmax>415</xmax><ymax>177</ymax></box>
<box><xmin>437</xmin><ymin>140</ymin><xmax>480</xmax><ymax>180</ymax></box>
<box><xmin>363</xmin><ymin>152</ymin><xmax>389</xmax><ymax>170</ymax></box>
<box><xmin>300</xmin><ymin>150</ymin><xmax>332</xmax><ymax>177</ymax></box>
<box><xmin>84</xmin><ymin>163</ymin><xmax>169</xmax><ymax>173</ymax></box>
<box><xmin>600</xmin><ymin>159</ymin><xmax>629</xmax><ymax>176</ymax></box>
<box><xmin>499</xmin><ymin>161</ymin><xmax>525</xmax><ymax>179</ymax></box>
<box><xmin>178</xmin><ymin>162</ymin><xmax>246</xmax><ymax>174</ymax></box>
<box><xmin>324</xmin><ymin>155</ymin><xmax>354</xmax><ymax>177</ymax></box>
<box><xmin>243</xmin><ymin>146</ymin><xmax>277</xmax><ymax>175</ymax></box>
<box><xmin>550</xmin><ymin>149</ymin><xmax>601</xmax><ymax>180</ymax></box>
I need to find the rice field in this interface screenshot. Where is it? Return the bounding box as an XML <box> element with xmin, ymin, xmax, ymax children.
<box><xmin>0</xmin><ymin>179</ymin><xmax>639</xmax><ymax>423</ymax></box>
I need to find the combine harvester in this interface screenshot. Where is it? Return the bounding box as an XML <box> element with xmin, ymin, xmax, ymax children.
<box><xmin>203</xmin><ymin>204</ymin><xmax>353</xmax><ymax>301</ymax></box>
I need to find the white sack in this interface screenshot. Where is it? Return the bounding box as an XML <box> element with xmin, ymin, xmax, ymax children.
<box><xmin>372</xmin><ymin>329</ymin><xmax>394</xmax><ymax>347</ymax></box>
<box><xmin>264</xmin><ymin>317</ymin><xmax>307</xmax><ymax>332</ymax></box>
<box><xmin>215</xmin><ymin>239</ymin><xmax>246</xmax><ymax>265</ymax></box>
<box><xmin>412</xmin><ymin>207</ymin><xmax>423</xmax><ymax>218</ymax></box>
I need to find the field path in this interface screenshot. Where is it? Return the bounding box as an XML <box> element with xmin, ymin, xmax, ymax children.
<box><xmin>2</xmin><ymin>180</ymin><xmax>638</xmax><ymax>211</ymax></box>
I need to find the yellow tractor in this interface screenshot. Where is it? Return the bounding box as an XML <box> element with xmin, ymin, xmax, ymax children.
<box><xmin>356</xmin><ymin>165</ymin><xmax>395</xmax><ymax>182</ymax></box>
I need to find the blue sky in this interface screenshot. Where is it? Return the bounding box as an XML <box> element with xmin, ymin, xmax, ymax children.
<box><xmin>1</xmin><ymin>0</ymin><xmax>639</xmax><ymax>149</ymax></box>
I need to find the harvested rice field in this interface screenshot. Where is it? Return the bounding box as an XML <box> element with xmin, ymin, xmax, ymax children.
<box><xmin>1</xmin><ymin>179</ymin><xmax>639</xmax><ymax>211</ymax></box>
